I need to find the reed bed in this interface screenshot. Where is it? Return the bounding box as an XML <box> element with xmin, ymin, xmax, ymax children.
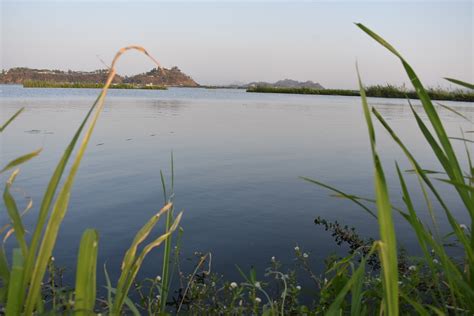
<box><xmin>248</xmin><ymin>84</ymin><xmax>474</xmax><ymax>102</ymax></box>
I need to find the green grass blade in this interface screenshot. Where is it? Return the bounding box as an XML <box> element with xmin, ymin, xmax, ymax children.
<box><xmin>400</xmin><ymin>292</ymin><xmax>431</xmax><ymax>316</ymax></box>
<box><xmin>103</xmin><ymin>264</ymin><xmax>113</xmax><ymax>309</ymax></box>
<box><xmin>22</xmin><ymin>93</ymin><xmax>103</xmax><ymax>296</ymax></box>
<box><xmin>301</xmin><ymin>176</ymin><xmax>377</xmax><ymax>218</ymax></box>
<box><xmin>436</xmin><ymin>102</ymin><xmax>472</xmax><ymax>123</ymax></box>
<box><xmin>112</xmin><ymin>211</ymin><xmax>183</xmax><ymax>313</ymax></box>
<box><xmin>6</xmin><ymin>249</ymin><xmax>25</xmax><ymax>316</ymax></box>
<box><xmin>0</xmin><ymin>246</ymin><xmax>10</xmax><ymax>303</ymax></box>
<box><xmin>0</xmin><ymin>108</ymin><xmax>24</xmax><ymax>132</ymax></box>
<box><xmin>112</xmin><ymin>204</ymin><xmax>174</xmax><ymax>313</ymax></box>
<box><xmin>327</xmin><ymin>245</ymin><xmax>376</xmax><ymax>315</ymax></box>
<box><xmin>120</xmin><ymin>203</ymin><xmax>172</xmax><ymax>272</ymax></box>
<box><xmin>357</xmin><ymin>65</ymin><xmax>399</xmax><ymax>315</ymax></box>
<box><xmin>3</xmin><ymin>170</ymin><xmax>28</xmax><ymax>257</ymax></box>
<box><xmin>350</xmin><ymin>261</ymin><xmax>365</xmax><ymax>316</ymax></box>
<box><xmin>0</xmin><ymin>148</ymin><xmax>42</xmax><ymax>174</ymax></box>
<box><xmin>449</xmin><ymin>137</ymin><xmax>474</xmax><ymax>144</ymax></box>
<box><xmin>24</xmin><ymin>90</ymin><xmax>110</xmax><ymax>315</ymax></box>
<box><xmin>356</xmin><ymin>23</ymin><xmax>470</xmax><ymax>218</ymax></box>
<box><xmin>160</xmin><ymin>170</ymin><xmax>167</xmax><ymax>202</ymax></box>
<box><xmin>372</xmin><ymin>108</ymin><xmax>474</xmax><ymax>263</ymax></box>
<box><xmin>108</xmin><ymin>288</ymin><xmax>141</xmax><ymax>316</ymax></box>
<box><xmin>74</xmin><ymin>229</ymin><xmax>99</xmax><ymax>316</ymax></box>
<box><xmin>445</xmin><ymin>78</ymin><xmax>474</xmax><ymax>90</ymax></box>
<box><xmin>160</xmin><ymin>167</ymin><xmax>174</xmax><ymax>312</ymax></box>
<box><xmin>23</xmin><ymin>45</ymin><xmax>159</xmax><ymax>314</ymax></box>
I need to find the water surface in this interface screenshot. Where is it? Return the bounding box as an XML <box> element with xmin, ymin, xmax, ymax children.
<box><xmin>1</xmin><ymin>85</ymin><xmax>473</xmax><ymax>286</ymax></box>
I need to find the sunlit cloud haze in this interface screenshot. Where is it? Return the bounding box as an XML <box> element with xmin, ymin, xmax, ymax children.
<box><xmin>1</xmin><ymin>0</ymin><xmax>472</xmax><ymax>88</ymax></box>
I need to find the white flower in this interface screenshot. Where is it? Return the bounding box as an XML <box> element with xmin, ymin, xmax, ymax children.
<box><xmin>324</xmin><ymin>278</ymin><xmax>328</xmax><ymax>284</ymax></box>
<box><xmin>254</xmin><ymin>282</ymin><xmax>261</xmax><ymax>289</ymax></box>
<box><xmin>296</xmin><ymin>285</ymin><xmax>301</xmax><ymax>291</ymax></box>
<box><xmin>51</xmin><ymin>256</ymin><xmax>55</xmax><ymax>262</ymax></box>
<box><xmin>255</xmin><ymin>297</ymin><xmax>262</xmax><ymax>303</ymax></box>
<box><xmin>303</xmin><ymin>253</ymin><xmax>309</xmax><ymax>258</ymax></box>
<box><xmin>156</xmin><ymin>295</ymin><xmax>161</xmax><ymax>300</ymax></box>
<box><xmin>155</xmin><ymin>275</ymin><xmax>161</xmax><ymax>282</ymax></box>
<box><xmin>460</xmin><ymin>224</ymin><xmax>468</xmax><ymax>230</ymax></box>
<box><xmin>230</xmin><ymin>282</ymin><xmax>238</xmax><ymax>289</ymax></box>
<box><xmin>294</xmin><ymin>246</ymin><xmax>300</xmax><ymax>251</ymax></box>
<box><xmin>271</xmin><ymin>256</ymin><xmax>276</xmax><ymax>262</ymax></box>
<box><xmin>408</xmin><ymin>265</ymin><xmax>417</xmax><ymax>271</ymax></box>
<box><xmin>433</xmin><ymin>259</ymin><xmax>439</xmax><ymax>264</ymax></box>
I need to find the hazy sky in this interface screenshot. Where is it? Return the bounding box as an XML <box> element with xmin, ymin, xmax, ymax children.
<box><xmin>1</xmin><ymin>1</ymin><xmax>472</xmax><ymax>88</ymax></box>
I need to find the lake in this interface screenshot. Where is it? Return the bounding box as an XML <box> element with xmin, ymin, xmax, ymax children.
<box><xmin>1</xmin><ymin>84</ymin><xmax>472</xmax><ymax>289</ymax></box>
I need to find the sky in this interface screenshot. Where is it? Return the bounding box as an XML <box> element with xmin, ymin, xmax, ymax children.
<box><xmin>1</xmin><ymin>0</ymin><xmax>472</xmax><ymax>88</ymax></box>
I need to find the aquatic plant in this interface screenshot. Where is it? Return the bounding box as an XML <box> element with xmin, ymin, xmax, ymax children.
<box><xmin>1</xmin><ymin>23</ymin><xmax>473</xmax><ymax>315</ymax></box>
<box><xmin>1</xmin><ymin>46</ymin><xmax>180</xmax><ymax>315</ymax></box>
<box><xmin>303</xmin><ymin>23</ymin><xmax>474</xmax><ymax>314</ymax></box>
<box><xmin>247</xmin><ymin>84</ymin><xmax>474</xmax><ymax>102</ymax></box>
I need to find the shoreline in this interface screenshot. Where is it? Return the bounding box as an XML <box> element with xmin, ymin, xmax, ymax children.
<box><xmin>21</xmin><ymin>81</ymin><xmax>168</xmax><ymax>90</ymax></box>
<box><xmin>247</xmin><ymin>85</ymin><xmax>474</xmax><ymax>102</ymax></box>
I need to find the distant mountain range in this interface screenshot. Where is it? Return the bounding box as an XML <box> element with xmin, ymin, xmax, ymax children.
<box><xmin>246</xmin><ymin>79</ymin><xmax>324</xmax><ymax>89</ymax></box>
<box><xmin>0</xmin><ymin>67</ymin><xmax>198</xmax><ymax>87</ymax></box>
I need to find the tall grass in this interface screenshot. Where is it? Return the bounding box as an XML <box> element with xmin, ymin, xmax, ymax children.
<box><xmin>0</xmin><ymin>46</ymin><xmax>181</xmax><ymax>315</ymax></box>
<box><xmin>1</xmin><ymin>24</ymin><xmax>473</xmax><ymax>315</ymax></box>
<box><xmin>304</xmin><ymin>23</ymin><xmax>474</xmax><ymax>314</ymax></box>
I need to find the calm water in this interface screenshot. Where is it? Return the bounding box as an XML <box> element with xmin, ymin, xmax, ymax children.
<box><xmin>1</xmin><ymin>84</ymin><xmax>473</xmax><ymax>286</ymax></box>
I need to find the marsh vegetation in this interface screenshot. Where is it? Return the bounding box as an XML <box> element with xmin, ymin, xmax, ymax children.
<box><xmin>1</xmin><ymin>24</ymin><xmax>473</xmax><ymax>315</ymax></box>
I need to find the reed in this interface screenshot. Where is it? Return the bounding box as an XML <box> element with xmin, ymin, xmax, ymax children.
<box><xmin>304</xmin><ymin>23</ymin><xmax>474</xmax><ymax>314</ymax></box>
<box><xmin>1</xmin><ymin>23</ymin><xmax>473</xmax><ymax>315</ymax></box>
<box><xmin>247</xmin><ymin>84</ymin><xmax>474</xmax><ymax>102</ymax></box>
<box><xmin>0</xmin><ymin>46</ymin><xmax>181</xmax><ymax>315</ymax></box>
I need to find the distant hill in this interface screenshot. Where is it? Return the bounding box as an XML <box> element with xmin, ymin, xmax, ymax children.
<box><xmin>0</xmin><ymin>66</ymin><xmax>198</xmax><ymax>87</ymax></box>
<box><xmin>247</xmin><ymin>79</ymin><xmax>324</xmax><ymax>89</ymax></box>
<box><xmin>124</xmin><ymin>67</ymin><xmax>198</xmax><ymax>87</ymax></box>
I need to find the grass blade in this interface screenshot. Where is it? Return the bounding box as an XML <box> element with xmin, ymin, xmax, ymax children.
<box><xmin>6</xmin><ymin>249</ymin><xmax>24</xmax><ymax>316</ymax></box>
<box><xmin>357</xmin><ymin>64</ymin><xmax>399</xmax><ymax>315</ymax></box>
<box><xmin>3</xmin><ymin>170</ymin><xmax>28</xmax><ymax>257</ymax></box>
<box><xmin>356</xmin><ymin>23</ymin><xmax>471</xmax><ymax>218</ymax></box>
<box><xmin>301</xmin><ymin>176</ymin><xmax>377</xmax><ymax>218</ymax></box>
<box><xmin>372</xmin><ymin>107</ymin><xmax>474</xmax><ymax>263</ymax></box>
<box><xmin>75</xmin><ymin>229</ymin><xmax>99</xmax><ymax>316</ymax></box>
<box><xmin>0</xmin><ymin>246</ymin><xmax>10</xmax><ymax>303</ymax></box>
<box><xmin>0</xmin><ymin>108</ymin><xmax>24</xmax><ymax>132</ymax></box>
<box><xmin>112</xmin><ymin>211</ymin><xmax>183</xmax><ymax>313</ymax></box>
<box><xmin>0</xmin><ymin>149</ymin><xmax>42</xmax><ymax>174</ymax></box>
<box><xmin>445</xmin><ymin>78</ymin><xmax>474</xmax><ymax>90</ymax></box>
<box><xmin>24</xmin><ymin>46</ymin><xmax>161</xmax><ymax>315</ymax></box>
<box><xmin>160</xmin><ymin>164</ymin><xmax>174</xmax><ymax>312</ymax></box>
<box><xmin>104</xmin><ymin>264</ymin><xmax>113</xmax><ymax>310</ymax></box>
<box><xmin>436</xmin><ymin>102</ymin><xmax>472</xmax><ymax>123</ymax></box>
